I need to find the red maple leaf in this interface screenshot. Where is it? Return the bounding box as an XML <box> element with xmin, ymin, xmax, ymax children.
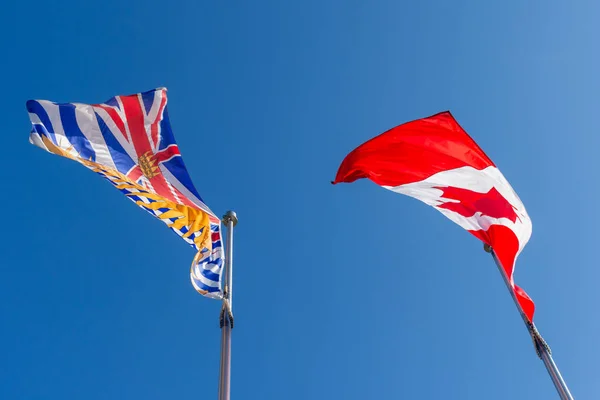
<box><xmin>435</xmin><ymin>186</ymin><xmax>520</xmax><ymax>223</ymax></box>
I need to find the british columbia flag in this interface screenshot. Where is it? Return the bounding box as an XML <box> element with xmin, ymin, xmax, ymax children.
<box><xmin>26</xmin><ymin>88</ymin><xmax>223</xmax><ymax>298</ymax></box>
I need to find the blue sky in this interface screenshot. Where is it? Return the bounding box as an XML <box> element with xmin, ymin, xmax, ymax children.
<box><xmin>1</xmin><ymin>1</ymin><xmax>598</xmax><ymax>398</ymax></box>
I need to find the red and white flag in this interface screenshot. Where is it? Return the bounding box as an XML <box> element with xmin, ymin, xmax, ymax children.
<box><xmin>333</xmin><ymin>111</ymin><xmax>535</xmax><ymax>321</ymax></box>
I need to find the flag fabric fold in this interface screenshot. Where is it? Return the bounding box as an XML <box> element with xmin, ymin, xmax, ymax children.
<box><xmin>333</xmin><ymin>111</ymin><xmax>535</xmax><ymax>321</ymax></box>
<box><xmin>27</xmin><ymin>88</ymin><xmax>223</xmax><ymax>298</ymax></box>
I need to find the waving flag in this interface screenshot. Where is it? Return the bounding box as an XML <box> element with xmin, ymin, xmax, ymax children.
<box><xmin>27</xmin><ymin>88</ymin><xmax>223</xmax><ymax>298</ymax></box>
<box><xmin>333</xmin><ymin>111</ymin><xmax>534</xmax><ymax>321</ymax></box>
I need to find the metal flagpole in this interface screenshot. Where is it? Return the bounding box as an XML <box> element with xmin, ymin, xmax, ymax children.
<box><xmin>218</xmin><ymin>211</ymin><xmax>237</xmax><ymax>400</ymax></box>
<box><xmin>483</xmin><ymin>244</ymin><xmax>574</xmax><ymax>400</ymax></box>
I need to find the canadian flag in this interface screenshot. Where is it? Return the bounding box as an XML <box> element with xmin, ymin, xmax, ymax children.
<box><xmin>333</xmin><ymin>111</ymin><xmax>535</xmax><ymax>322</ymax></box>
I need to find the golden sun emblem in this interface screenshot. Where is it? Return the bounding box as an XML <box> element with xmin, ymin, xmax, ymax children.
<box><xmin>138</xmin><ymin>151</ymin><xmax>159</xmax><ymax>179</ymax></box>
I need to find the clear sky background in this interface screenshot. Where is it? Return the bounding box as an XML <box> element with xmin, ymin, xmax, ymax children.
<box><xmin>1</xmin><ymin>1</ymin><xmax>598</xmax><ymax>399</ymax></box>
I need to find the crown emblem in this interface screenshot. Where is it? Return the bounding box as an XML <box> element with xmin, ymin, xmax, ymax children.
<box><xmin>138</xmin><ymin>151</ymin><xmax>159</xmax><ymax>179</ymax></box>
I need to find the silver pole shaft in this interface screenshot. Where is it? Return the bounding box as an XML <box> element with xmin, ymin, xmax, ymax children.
<box><xmin>488</xmin><ymin>248</ymin><xmax>574</xmax><ymax>400</ymax></box>
<box><xmin>218</xmin><ymin>317</ymin><xmax>232</xmax><ymax>400</ymax></box>
<box><xmin>218</xmin><ymin>211</ymin><xmax>237</xmax><ymax>400</ymax></box>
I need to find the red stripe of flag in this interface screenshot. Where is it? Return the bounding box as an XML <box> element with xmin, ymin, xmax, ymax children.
<box><xmin>150</xmin><ymin>92</ymin><xmax>167</xmax><ymax>149</ymax></box>
<box><xmin>333</xmin><ymin>111</ymin><xmax>494</xmax><ymax>187</ymax></box>
<box><xmin>94</xmin><ymin>104</ymin><xmax>128</xmax><ymax>142</ymax></box>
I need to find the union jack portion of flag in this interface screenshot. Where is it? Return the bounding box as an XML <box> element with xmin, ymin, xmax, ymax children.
<box><xmin>26</xmin><ymin>88</ymin><xmax>223</xmax><ymax>298</ymax></box>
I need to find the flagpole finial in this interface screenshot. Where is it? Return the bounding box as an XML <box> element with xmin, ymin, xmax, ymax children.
<box><xmin>223</xmin><ymin>210</ymin><xmax>238</xmax><ymax>227</ymax></box>
<box><xmin>483</xmin><ymin>243</ymin><xmax>493</xmax><ymax>253</ymax></box>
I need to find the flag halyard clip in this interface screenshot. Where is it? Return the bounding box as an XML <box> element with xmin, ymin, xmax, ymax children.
<box><xmin>528</xmin><ymin>322</ymin><xmax>551</xmax><ymax>359</ymax></box>
<box><xmin>219</xmin><ymin>297</ymin><xmax>234</xmax><ymax>329</ymax></box>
